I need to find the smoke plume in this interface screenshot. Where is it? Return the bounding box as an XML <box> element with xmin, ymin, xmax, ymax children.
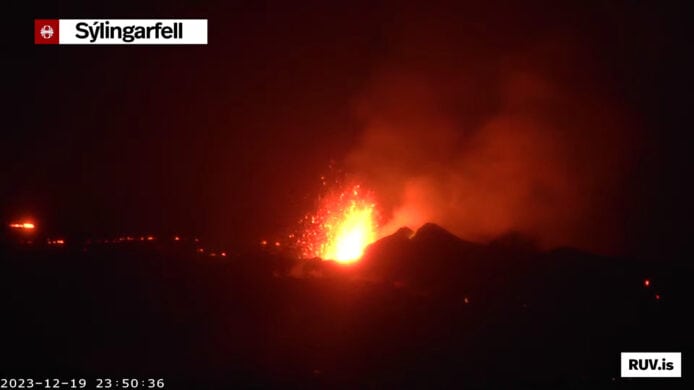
<box><xmin>347</xmin><ymin>9</ymin><xmax>638</xmax><ymax>254</ymax></box>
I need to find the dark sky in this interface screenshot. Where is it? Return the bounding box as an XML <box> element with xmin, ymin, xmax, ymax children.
<box><xmin>2</xmin><ymin>1</ymin><xmax>692</xmax><ymax>258</ymax></box>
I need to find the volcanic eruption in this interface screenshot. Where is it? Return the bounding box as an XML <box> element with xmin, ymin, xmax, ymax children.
<box><xmin>297</xmin><ymin>183</ymin><xmax>380</xmax><ymax>264</ymax></box>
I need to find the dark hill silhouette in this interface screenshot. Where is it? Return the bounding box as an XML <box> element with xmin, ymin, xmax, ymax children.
<box><xmin>0</xmin><ymin>226</ymin><xmax>690</xmax><ymax>387</ymax></box>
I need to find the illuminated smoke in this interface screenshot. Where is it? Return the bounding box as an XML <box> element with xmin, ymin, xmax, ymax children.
<box><xmin>346</xmin><ymin>15</ymin><xmax>637</xmax><ymax>254</ymax></box>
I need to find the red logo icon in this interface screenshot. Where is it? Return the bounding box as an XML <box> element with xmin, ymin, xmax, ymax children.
<box><xmin>35</xmin><ymin>19</ymin><xmax>59</xmax><ymax>44</ymax></box>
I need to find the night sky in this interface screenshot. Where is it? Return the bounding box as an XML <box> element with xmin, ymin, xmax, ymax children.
<box><xmin>3</xmin><ymin>0</ymin><xmax>692</xmax><ymax>258</ymax></box>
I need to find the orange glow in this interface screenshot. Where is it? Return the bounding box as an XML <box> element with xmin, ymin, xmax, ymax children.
<box><xmin>644</xmin><ymin>279</ymin><xmax>650</xmax><ymax>287</ymax></box>
<box><xmin>220</xmin><ymin>252</ymin><xmax>227</xmax><ymax>257</ymax></box>
<box><xmin>174</xmin><ymin>236</ymin><xmax>181</xmax><ymax>241</ymax></box>
<box><xmin>299</xmin><ymin>184</ymin><xmax>379</xmax><ymax>264</ymax></box>
<box><xmin>47</xmin><ymin>239</ymin><xmax>65</xmax><ymax>245</ymax></box>
<box><xmin>10</xmin><ymin>222</ymin><xmax>35</xmax><ymax>230</ymax></box>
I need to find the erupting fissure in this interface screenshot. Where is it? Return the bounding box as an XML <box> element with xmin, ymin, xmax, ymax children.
<box><xmin>298</xmin><ymin>184</ymin><xmax>379</xmax><ymax>264</ymax></box>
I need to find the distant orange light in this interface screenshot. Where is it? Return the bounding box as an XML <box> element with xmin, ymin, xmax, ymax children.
<box><xmin>644</xmin><ymin>279</ymin><xmax>650</xmax><ymax>287</ymax></box>
<box><xmin>146</xmin><ymin>235</ymin><xmax>155</xmax><ymax>241</ymax></box>
<box><xmin>220</xmin><ymin>252</ymin><xmax>227</xmax><ymax>257</ymax></box>
<box><xmin>274</xmin><ymin>241</ymin><xmax>281</xmax><ymax>247</ymax></box>
<box><xmin>174</xmin><ymin>236</ymin><xmax>181</xmax><ymax>241</ymax></box>
<box><xmin>197</xmin><ymin>248</ymin><xmax>204</xmax><ymax>253</ymax></box>
<box><xmin>9</xmin><ymin>222</ymin><xmax>35</xmax><ymax>230</ymax></box>
<box><xmin>260</xmin><ymin>240</ymin><xmax>268</xmax><ymax>246</ymax></box>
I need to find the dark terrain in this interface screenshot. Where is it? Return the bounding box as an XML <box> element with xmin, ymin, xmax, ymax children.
<box><xmin>1</xmin><ymin>225</ymin><xmax>690</xmax><ymax>388</ymax></box>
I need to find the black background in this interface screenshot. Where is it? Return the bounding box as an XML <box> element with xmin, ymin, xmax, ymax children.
<box><xmin>2</xmin><ymin>0</ymin><xmax>692</xmax><ymax>258</ymax></box>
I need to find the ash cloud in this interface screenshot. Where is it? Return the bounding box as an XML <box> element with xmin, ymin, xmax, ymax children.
<box><xmin>347</xmin><ymin>9</ymin><xmax>639</xmax><ymax>254</ymax></box>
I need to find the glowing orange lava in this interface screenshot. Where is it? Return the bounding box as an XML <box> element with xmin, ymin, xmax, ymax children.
<box><xmin>9</xmin><ymin>222</ymin><xmax>35</xmax><ymax>230</ymax></box>
<box><xmin>299</xmin><ymin>184</ymin><xmax>379</xmax><ymax>264</ymax></box>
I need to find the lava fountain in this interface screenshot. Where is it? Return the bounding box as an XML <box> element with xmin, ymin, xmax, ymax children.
<box><xmin>299</xmin><ymin>184</ymin><xmax>379</xmax><ymax>264</ymax></box>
